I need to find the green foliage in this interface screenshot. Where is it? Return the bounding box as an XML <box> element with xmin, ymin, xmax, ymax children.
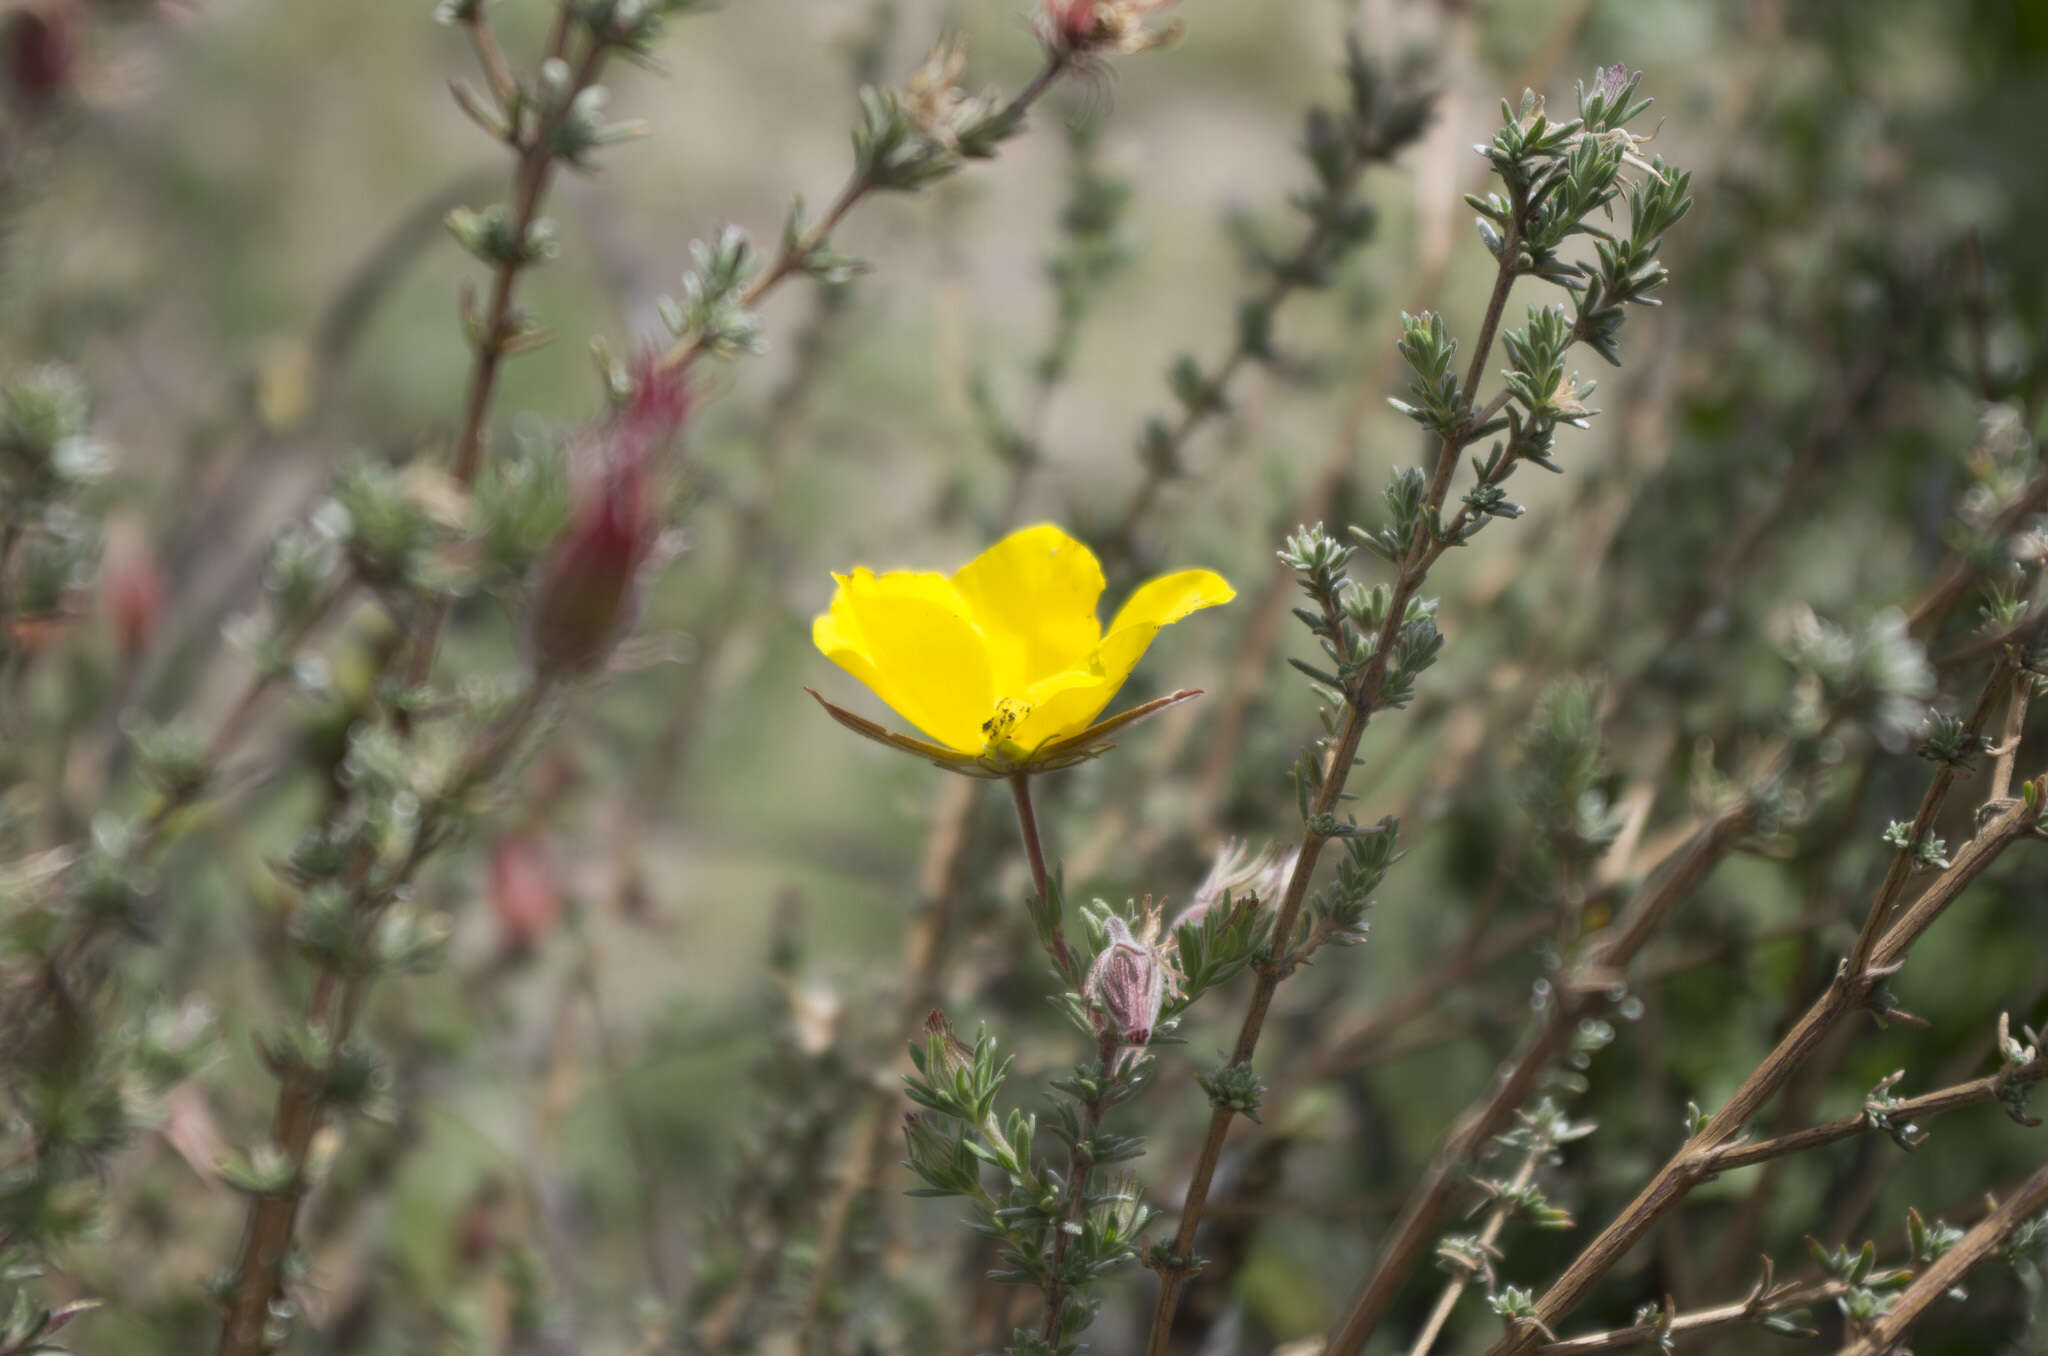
<box><xmin>1389</xmin><ymin>310</ymin><xmax>1464</xmax><ymax>436</ymax></box>
<box><xmin>0</xmin><ymin>1254</ymin><xmax>97</xmax><ymax>1356</ymax></box>
<box><xmin>1197</xmin><ymin>1062</ymin><xmax>1265</xmax><ymax>1123</ymax></box>
<box><xmin>1168</xmin><ymin>894</ymin><xmax>1271</xmax><ymax>1011</ymax></box>
<box><xmin>0</xmin><ymin>367</ymin><xmax>99</xmax><ymax>500</ymax></box>
<box><xmin>446</xmin><ymin>203</ymin><xmax>558</xmax><ymax>268</ymax></box>
<box><xmin>660</xmin><ymin>225</ymin><xmax>764</xmax><ymax>358</ymax></box>
<box><xmin>1517</xmin><ymin>680</ymin><xmax>1623</xmax><ymax>869</ymax></box>
<box><xmin>1301</xmin><ymin>815</ymin><xmax>1399</xmax><ymax>953</ymax></box>
<box><xmin>572</xmin><ymin>0</ymin><xmax>714</xmax><ymax>56</ymax></box>
<box><xmin>328</xmin><ymin>460</ymin><xmax>447</xmax><ymax>590</ymax></box>
<box><xmin>472</xmin><ymin>434</ymin><xmax>571</xmax><ymax>579</ymax></box>
<box><xmin>1779</xmin><ymin>609</ymin><xmax>1935</xmax><ymax>748</ymax></box>
<box><xmin>10</xmin><ymin>5</ymin><xmax>2048</xmax><ymax>1355</ymax></box>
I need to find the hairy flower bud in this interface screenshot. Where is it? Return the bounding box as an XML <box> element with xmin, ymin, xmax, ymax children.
<box><xmin>1591</xmin><ymin>61</ymin><xmax>1630</xmax><ymax>104</ymax></box>
<box><xmin>1044</xmin><ymin>0</ymin><xmax>1095</xmax><ymax>50</ymax></box>
<box><xmin>622</xmin><ymin>347</ymin><xmax>690</xmax><ymax>439</ymax></box>
<box><xmin>1040</xmin><ymin>0</ymin><xmax>1182</xmax><ymax>59</ymax></box>
<box><xmin>1172</xmin><ymin>839</ymin><xmax>1298</xmax><ymax>933</ymax></box>
<box><xmin>526</xmin><ymin>456</ymin><xmax>647</xmax><ymax>677</ymax></box>
<box><xmin>1086</xmin><ymin>916</ymin><xmax>1167</xmax><ymax>1047</ymax></box>
<box><xmin>526</xmin><ymin>357</ymin><xmax>687</xmax><ymax>678</ymax></box>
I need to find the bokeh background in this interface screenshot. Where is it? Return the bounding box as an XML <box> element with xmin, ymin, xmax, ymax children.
<box><xmin>7</xmin><ymin>0</ymin><xmax>2048</xmax><ymax>1351</ymax></box>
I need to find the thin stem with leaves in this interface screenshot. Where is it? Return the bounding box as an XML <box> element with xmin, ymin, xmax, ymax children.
<box><xmin>1144</xmin><ymin>70</ymin><xmax>1688</xmax><ymax>1356</ymax></box>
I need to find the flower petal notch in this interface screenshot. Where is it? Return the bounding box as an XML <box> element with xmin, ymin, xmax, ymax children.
<box><xmin>810</xmin><ymin>523</ymin><xmax>1232</xmax><ymax>776</ymax></box>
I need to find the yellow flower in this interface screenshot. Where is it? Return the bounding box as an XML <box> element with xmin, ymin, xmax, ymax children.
<box><xmin>809</xmin><ymin>523</ymin><xmax>1234</xmax><ymax>776</ymax></box>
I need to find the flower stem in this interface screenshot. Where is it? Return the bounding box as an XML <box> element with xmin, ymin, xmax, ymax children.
<box><xmin>1144</xmin><ymin>207</ymin><xmax>1533</xmax><ymax>1356</ymax></box>
<box><xmin>400</xmin><ymin>25</ymin><xmax>610</xmax><ymax>700</ymax></box>
<box><xmin>655</xmin><ymin>52</ymin><xmax>1069</xmax><ymax>379</ymax></box>
<box><xmin>1038</xmin><ymin>1033</ymin><xmax>1118</xmax><ymax>1344</ymax></box>
<box><xmin>214</xmin><ymin>686</ymin><xmax>547</xmax><ymax>1356</ymax></box>
<box><xmin>1008</xmin><ymin>771</ymin><xmax>1074</xmax><ymax>980</ymax></box>
<box><xmin>1407</xmin><ymin>1143</ymin><xmax>1543</xmax><ymax>1356</ymax></box>
<box><xmin>1008</xmin><ymin>773</ymin><xmax>1049</xmax><ymax>901</ymax></box>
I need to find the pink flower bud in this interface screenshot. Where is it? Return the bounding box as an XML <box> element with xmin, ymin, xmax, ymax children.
<box><xmin>101</xmin><ymin>521</ymin><xmax>164</xmax><ymax>659</ymax></box>
<box><xmin>487</xmin><ymin>835</ymin><xmax>560</xmax><ymax>955</ymax></box>
<box><xmin>526</xmin><ymin>356</ymin><xmax>687</xmax><ymax>678</ymax></box>
<box><xmin>6</xmin><ymin>5</ymin><xmax>77</xmax><ymax>107</ymax></box>
<box><xmin>1044</xmin><ymin>0</ymin><xmax>1098</xmax><ymax>50</ymax></box>
<box><xmin>526</xmin><ymin>453</ymin><xmax>648</xmax><ymax>677</ymax></box>
<box><xmin>623</xmin><ymin>349</ymin><xmax>690</xmax><ymax>445</ymax></box>
<box><xmin>1085</xmin><ymin>916</ymin><xmax>1166</xmax><ymax>1047</ymax></box>
<box><xmin>1039</xmin><ymin>0</ymin><xmax>1180</xmax><ymax>58</ymax></box>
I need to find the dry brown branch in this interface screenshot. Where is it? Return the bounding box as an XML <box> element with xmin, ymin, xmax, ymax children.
<box><xmin>1703</xmin><ymin>1054</ymin><xmax>2048</xmax><ymax>1172</ymax></box>
<box><xmin>1477</xmin><ymin>785</ymin><xmax>2042</xmax><ymax>1356</ymax></box>
<box><xmin>1832</xmin><ymin>1159</ymin><xmax>2048</xmax><ymax>1356</ymax></box>
<box><xmin>1320</xmin><ymin>798</ymin><xmax>1756</xmax><ymax>1355</ymax></box>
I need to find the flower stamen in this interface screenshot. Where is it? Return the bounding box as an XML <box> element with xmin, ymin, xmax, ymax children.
<box><xmin>981</xmin><ymin>696</ymin><xmax>1033</xmax><ymax>748</ymax></box>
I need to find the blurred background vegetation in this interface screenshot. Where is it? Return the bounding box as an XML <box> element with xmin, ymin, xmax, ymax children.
<box><xmin>6</xmin><ymin>0</ymin><xmax>2048</xmax><ymax>1352</ymax></box>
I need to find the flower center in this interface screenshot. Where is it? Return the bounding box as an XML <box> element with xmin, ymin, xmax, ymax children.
<box><xmin>980</xmin><ymin>696</ymin><xmax>1032</xmax><ymax>747</ymax></box>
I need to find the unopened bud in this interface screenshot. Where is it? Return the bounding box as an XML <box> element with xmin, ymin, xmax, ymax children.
<box><xmin>525</xmin><ymin>454</ymin><xmax>648</xmax><ymax>677</ymax></box>
<box><xmin>6</xmin><ymin>5</ymin><xmax>77</xmax><ymax>107</ymax></box>
<box><xmin>1086</xmin><ymin>916</ymin><xmax>1166</xmax><ymax>1047</ymax></box>
<box><xmin>101</xmin><ymin>519</ymin><xmax>164</xmax><ymax>659</ymax></box>
<box><xmin>1039</xmin><ymin>0</ymin><xmax>1181</xmax><ymax>58</ymax></box>
<box><xmin>487</xmin><ymin>835</ymin><xmax>561</xmax><ymax>955</ymax></box>
<box><xmin>525</xmin><ymin>356</ymin><xmax>687</xmax><ymax>678</ymax></box>
<box><xmin>923</xmin><ymin>1008</ymin><xmax>975</xmax><ymax>1075</ymax></box>
<box><xmin>622</xmin><ymin>349</ymin><xmax>690</xmax><ymax>448</ymax></box>
<box><xmin>1045</xmin><ymin>0</ymin><xmax>1097</xmax><ymax>51</ymax></box>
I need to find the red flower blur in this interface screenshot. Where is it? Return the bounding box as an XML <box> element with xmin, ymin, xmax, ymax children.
<box><xmin>1039</xmin><ymin>0</ymin><xmax>1181</xmax><ymax>59</ymax></box>
<box><xmin>525</xmin><ymin>355</ymin><xmax>688</xmax><ymax>679</ymax></box>
<box><xmin>487</xmin><ymin>835</ymin><xmax>561</xmax><ymax>955</ymax></box>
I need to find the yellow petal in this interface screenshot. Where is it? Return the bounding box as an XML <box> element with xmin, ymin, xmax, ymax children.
<box><xmin>1004</xmin><ymin>669</ymin><xmax>1110</xmax><ymax>751</ymax></box>
<box><xmin>1008</xmin><ymin>624</ymin><xmax>1160</xmax><ymax>749</ymax></box>
<box><xmin>949</xmin><ymin>523</ymin><xmax>1106</xmax><ymax>689</ymax></box>
<box><xmin>1010</xmin><ymin>568</ymin><xmax>1235</xmax><ymax>750</ymax></box>
<box><xmin>811</xmin><ymin>607</ymin><xmax>889</xmax><ymax>708</ymax></box>
<box><xmin>813</xmin><ymin>569</ymin><xmax>994</xmax><ymax>752</ymax></box>
<box><xmin>1107</xmin><ymin>568</ymin><xmax>1236</xmax><ymax>634</ymax></box>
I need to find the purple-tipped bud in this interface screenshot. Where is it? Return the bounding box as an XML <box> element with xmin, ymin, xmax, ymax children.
<box><xmin>526</xmin><ymin>355</ymin><xmax>687</xmax><ymax>678</ymax></box>
<box><xmin>1593</xmin><ymin>62</ymin><xmax>1631</xmax><ymax>103</ymax></box>
<box><xmin>1085</xmin><ymin>916</ymin><xmax>1167</xmax><ymax>1047</ymax></box>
